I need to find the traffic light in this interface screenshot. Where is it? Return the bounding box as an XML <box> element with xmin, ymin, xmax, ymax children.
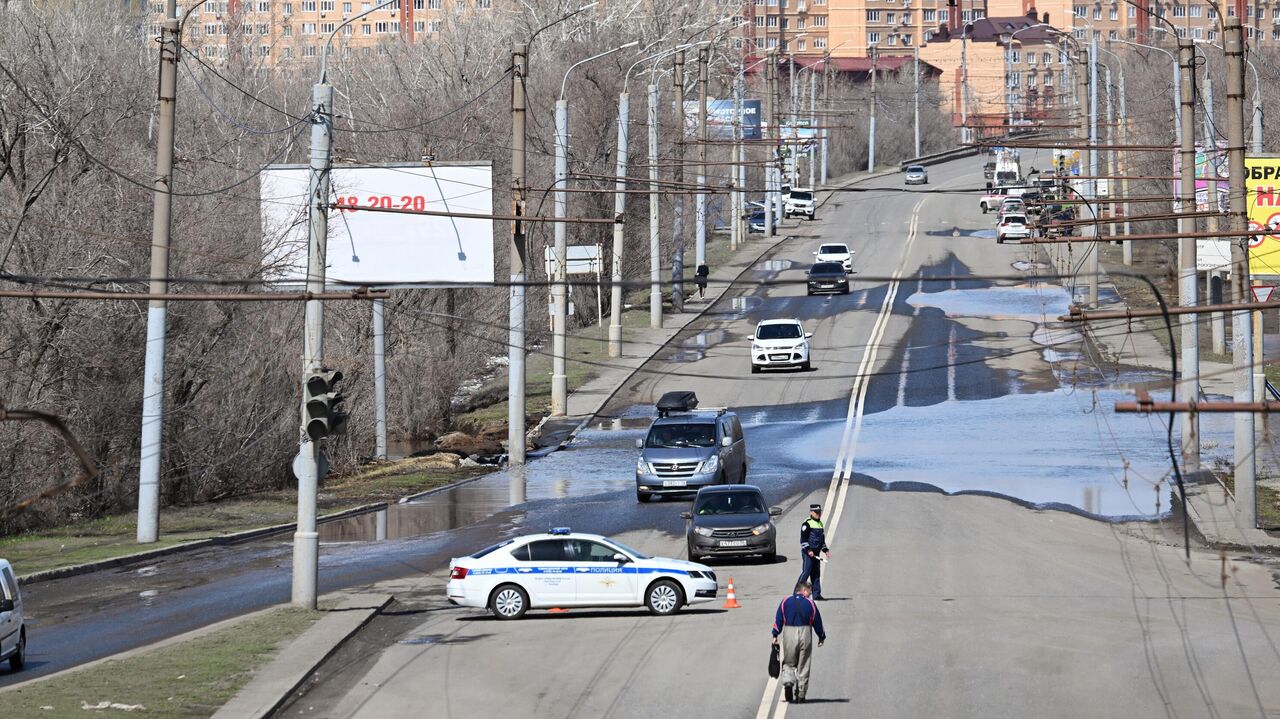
<box><xmin>304</xmin><ymin>368</ymin><xmax>348</xmax><ymax>441</ymax></box>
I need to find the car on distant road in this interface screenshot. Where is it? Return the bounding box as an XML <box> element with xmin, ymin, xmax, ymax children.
<box><xmin>904</xmin><ymin>165</ymin><xmax>929</xmax><ymax>185</ymax></box>
<box><xmin>997</xmin><ymin>197</ymin><xmax>1025</xmax><ymax>221</ymax></box>
<box><xmin>0</xmin><ymin>559</ymin><xmax>26</xmax><ymax>672</ymax></box>
<box><xmin>749</xmin><ymin>318</ymin><xmax>812</xmax><ymax>373</ymax></box>
<box><xmin>748</xmin><ymin>210</ymin><xmax>767</xmax><ymax>234</ymax></box>
<box><xmin>635</xmin><ymin>392</ymin><xmax>747</xmax><ymax>502</ymax></box>
<box><xmin>784</xmin><ymin>188</ymin><xmax>816</xmax><ymax>220</ymax></box>
<box><xmin>813</xmin><ymin>242</ymin><xmax>853</xmax><ymax>272</ymax></box>
<box><xmin>682</xmin><ymin>485</ymin><xmax>781</xmax><ymax>562</ymax></box>
<box><xmin>996</xmin><ymin>213</ymin><xmax>1031</xmax><ymax>243</ymax></box>
<box><xmin>806</xmin><ymin>261</ymin><xmax>850</xmax><ymax>296</ymax></box>
<box><xmin>446</xmin><ymin>528</ymin><xmax>718</xmax><ymax>620</ymax></box>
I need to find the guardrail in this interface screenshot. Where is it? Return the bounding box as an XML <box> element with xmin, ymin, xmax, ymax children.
<box><xmin>898</xmin><ymin>145</ymin><xmax>979</xmax><ymax>171</ymax></box>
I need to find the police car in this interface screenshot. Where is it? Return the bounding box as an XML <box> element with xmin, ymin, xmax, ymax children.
<box><xmin>447</xmin><ymin>528</ymin><xmax>719</xmax><ymax>620</ymax></box>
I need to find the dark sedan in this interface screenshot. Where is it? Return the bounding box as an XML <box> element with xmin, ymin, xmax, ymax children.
<box><xmin>682</xmin><ymin>485</ymin><xmax>781</xmax><ymax>562</ymax></box>
<box><xmin>806</xmin><ymin>261</ymin><xmax>850</xmax><ymax>295</ymax></box>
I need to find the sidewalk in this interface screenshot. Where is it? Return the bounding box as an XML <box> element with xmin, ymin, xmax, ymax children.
<box><xmin>1085</xmin><ymin>257</ymin><xmax>1280</xmax><ymax>551</ymax></box>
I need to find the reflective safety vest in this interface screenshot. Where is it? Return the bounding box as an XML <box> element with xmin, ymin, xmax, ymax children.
<box><xmin>800</xmin><ymin>517</ymin><xmax>826</xmax><ymax>552</ymax></box>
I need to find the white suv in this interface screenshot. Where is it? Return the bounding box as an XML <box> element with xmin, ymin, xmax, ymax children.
<box><xmin>749</xmin><ymin>319</ymin><xmax>812</xmax><ymax>373</ymax></box>
<box><xmin>813</xmin><ymin>243</ymin><xmax>853</xmax><ymax>273</ymax></box>
<box><xmin>784</xmin><ymin>189</ymin><xmax>816</xmax><ymax>220</ymax></box>
<box><xmin>0</xmin><ymin>559</ymin><xmax>25</xmax><ymax>671</ymax></box>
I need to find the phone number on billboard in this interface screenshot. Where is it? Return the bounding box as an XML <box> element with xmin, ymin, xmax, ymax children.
<box><xmin>335</xmin><ymin>195</ymin><xmax>429</xmax><ymax>212</ymax></box>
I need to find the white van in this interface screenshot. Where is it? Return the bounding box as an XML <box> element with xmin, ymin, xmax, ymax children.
<box><xmin>0</xmin><ymin>560</ymin><xmax>26</xmax><ymax>671</ymax></box>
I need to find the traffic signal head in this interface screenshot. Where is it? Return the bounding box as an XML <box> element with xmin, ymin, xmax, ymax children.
<box><xmin>304</xmin><ymin>368</ymin><xmax>348</xmax><ymax>441</ymax></box>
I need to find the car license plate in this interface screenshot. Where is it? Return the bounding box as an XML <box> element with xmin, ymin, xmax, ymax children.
<box><xmin>769</xmin><ymin>354</ymin><xmax>788</xmax><ymax>361</ymax></box>
<box><xmin>821</xmin><ymin>284</ymin><xmax>834</xmax><ymax>288</ymax></box>
<box><xmin>719</xmin><ymin>540</ymin><xmax>748</xmax><ymax>547</ymax></box>
<box><xmin>662</xmin><ymin>480</ymin><xmax>687</xmax><ymax>487</ymax></box>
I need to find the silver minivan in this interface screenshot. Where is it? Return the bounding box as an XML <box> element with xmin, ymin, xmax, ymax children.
<box><xmin>635</xmin><ymin>393</ymin><xmax>747</xmax><ymax>502</ymax></box>
<box><xmin>0</xmin><ymin>559</ymin><xmax>26</xmax><ymax>671</ymax></box>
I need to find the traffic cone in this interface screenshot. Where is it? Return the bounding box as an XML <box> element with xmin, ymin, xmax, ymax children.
<box><xmin>722</xmin><ymin>577</ymin><xmax>741</xmax><ymax>609</ymax></box>
<box><xmin>548</xmin><ymin>607</ymin><xmax>569</xmax><ymax>613</ymax></box>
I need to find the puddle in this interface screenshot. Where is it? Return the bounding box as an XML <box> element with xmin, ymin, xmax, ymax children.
<box><xmin>971</xmin><ymin>229</ymin><xmax>997</xmax><ymax>239</ymax></box>
<box><xmin>710</xmin><ymin>295</ymin><xmax>763</xmax><ymax>320</ymax></box>
<box><xmin>591</xmin><ymin>417</ymin><xmax>653</xmax><ymax>432</ymax></box>
<box><xmin>924</xmin><ymin>227</ymin><xmax>986</xmax><ymax>237</ymax></box>
<box><xmin>686</xmin><ymin>330</ymin><xmax>730</xmax><ymax>348</ymax></box>
<box><xmin>754</xmin><ymin>259</ymin><xmax>794</xmax><ymax>272</ymax></box>
<box><xmin>1012</xmin><ymin>260</ymin><xmax>1051</xmax><ymax>271</ymax></box>
<box><xmin>906</xmin><ymin>283</ymin><xmax>1071</xmax><ymax>322</ymax></box>
<box><xmin>668</xmin><ymin>350</ymin><xmax>706</xmax><ymax>363</ymax></box>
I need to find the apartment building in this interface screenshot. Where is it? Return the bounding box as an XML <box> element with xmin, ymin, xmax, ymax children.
<box><xmin>147</xmin><ymin>0</ymin><xmax>495</xmax><ymax>63</ymax></box>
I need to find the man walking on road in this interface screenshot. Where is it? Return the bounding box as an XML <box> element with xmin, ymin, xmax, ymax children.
<box><xmin>798</xmin><ymin>503</ymin><xmax>830</xmax><ymax>600</ymax></box>
<box><xmin>772</xmin><ymin>580</ymin><xmax>826</xmax><ymax>703</ymax></box>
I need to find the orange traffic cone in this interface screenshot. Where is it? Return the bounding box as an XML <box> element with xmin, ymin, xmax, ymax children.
<box><xmin>722</xmin><ymin>577</ymin><xmax>741</xmax><ymax>609</ymax></box>
<box><xmin>548</xmin><ymin>607</ymin><xmax>569</xmax><ymax>613</ymax></box>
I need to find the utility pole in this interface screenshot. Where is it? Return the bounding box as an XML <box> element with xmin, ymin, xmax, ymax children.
<box><xmin>551</xmin><ymin>94</ymin><xmax>569</xmax><ymax>415</ymax></box>
<box><xmin>671</xmin><ymin>50</ymin><xmax>686</xmax><ymax>313</ymax></box>
<box><xmin>372</xmin><ymin>299</ymin><xmax>386</xmax><ymax>460</ymax></box>
<box><xmin>508</xmin><ymin>43</ymin><xmax>528</xmax><ymax>464</ymax></box>
<box><xmin>732</xmin><ymin>61</ymin><xmax>744</xmax><ymax>250</ymax></box>
<box><xmin>1104</xmin><ymin>63</ymin><xmax>1115</xmax><ymax>243</ymax></box>
<box><xmin>960</xmin><ymin>27</ymin><xmax>970</xmax><ymax>144</ymax></box>
<box><xmin>136</xmin><ymin>0</ymin><xmax>180</xmax><ymax>544</ymax></box>
<box><xmin>695</xmin><ymin>47</ymin><xmax>709</xmax><ymax>270</ymax></box>
<box><xmin>868</xmin><ymin>47</ymin><xmax>878</xmax><ymax>172</ymax></box>
<box><xmin>608</xmin><ymin>86</ymin><xmax>628</xmax><ymax>358</ymax></box>
<box><xmin>1118</xmin><ymin>64</ymin><xmax>1131</xmax><ymax>264</ymax></box>
<box><xmin>913</xmin><ymin>43</ymin><xmax>921</xmax><ymax>158</ymax></box>
<box><xmin>294</xmin><ymin>79</ymin><xmax>334</xmax><ymax>610</ymax></box>
<box><xmin>1177</xmin><ymin>38</ymin><xmax>1200</xmax><ymax>470</ymax></box>
<box><xmin>809</xmin><ymin>67</ymin><xmax>817</xmax><ymax>188</ymax></box>
<box><xmin>765</xmin><ymin>53</ymin><xmax>776</xmax><ymax>237</ymax></box>
<box><xmin>821</xmin><ymin>50</ymin><xmax>830</xmax><ymax>184</ymax></box>
<box><xmin>1204</xmin><ymin>75</ymin><xmax>1222</xmax><ymax>242</ymax></box>
<box><xmin>1224</xmin><ymin>18</ymin><xmax>1256</xmax><ymax>527</ymax></box>
<box><xmin>647</xmin><ymin>79</ymin><xmax>663</xmax><ymax>329</ymax></box>
<box><xmin>1087</xmin><ymin>36</ymin><xmax>1099</xmax><ymax>308</ymax></box>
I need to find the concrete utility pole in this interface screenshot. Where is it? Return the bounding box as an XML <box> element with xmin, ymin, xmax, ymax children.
<box><xmin>647</xmin><ymin>80</ymin><xmax>663</xmax><ymax>329</ymax></box>
<box><xmin>821</xmin><ymin>51</ymin><xmax>830</xmax><ymax>184</ymax></box>
<box><xmin>1117</xmin><ymin>64</ymin><xmax>1131</xmax><ymax>264</ymax></box>
<box><xmin>1087</xmin><ymin>36</ymin><xmax>1099</xmax><ymax>308</ymax></box>
<box><xmin>765</xmin><ymin>53</ymin><xmax>776</xmax><ymax>237</ymax></box>
<box><xmin>372</xmin><ymin>298</ymin><xmax>387</xmax><ymax>460</ymax></box>
<box><xmin>551</xmin><ymin>95</ymin><xmax>569</xmax><ymax>415</ymax></box>
<box><xmin>671</xmin><ymin>50</ymin><xmax>686</xmax><ymax>313</ymax></box>
<box><xmin>608</xmin><ymin>86</ymin><xmax>628</xmax><ymax>358</ymax></box>
<box><xmin>294</xmin><ymin>79</ymin><xmax>334</xmax><ymax>610</ymax></box>
<box><xmin>913</xmin><ymin>43</ymin><xmax>921</xmax><ymax>158</ymax></box>
<box><xmin>508</xmin><ymin>43</ymin><xmax>528</xmax><ymax>464</ymax></box>
<box><xmin>136</xmin><ymin>0</ymin><xmax>180</xmax><ymax>544</ymax></box>
<box><xmin>1104</xmin><ymin>63</ymin><xmax>1116</xmax><ymax>243</ymax></box>
<box><xmin>1074</xmin><ymin>49</ymin><xmax>1090</xmax><ymax>303</ymax></box>
<box><xmin>868</xmin><ymin>47</ymin><xmax>878</xmax><ymax>172</ymax></box>
<box><xmin>732</xmin><ymin>61</ymin><xmax>744</xmax><ymax>250</ymax></box>
<box><xmin>1224</xmin><ymin>18</ymin><xmax>1256</xmax><ymax>527</ymax></box>
<box><xmin>960</xmin><ymin>27</ymin><xmax>970</xmax><ymax>144</ymax></box>
<box><xmin>1204</xmin><ymin>75</ymin><xmax>1222</xmax><ymax>241</ymax></box>
<box><xmin>809</xmin><ymin>67</ymin><xmax>817</xmax><ymax>188</ymax></box>
<box><xmin>695</xmin><ymin>47</ymin><xmax>709</xmax><ymax>269</ymax></box>
<box><xmin>1177</xmin><ymin>38</ymin><xmax>1200</xmax><ymax>470</ymax></box>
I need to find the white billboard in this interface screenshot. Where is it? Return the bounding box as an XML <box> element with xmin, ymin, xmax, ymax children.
<box><xmin>260</xmin><ymin>162</ymin><xmax>494</xmax><ymax>287</ymax></box>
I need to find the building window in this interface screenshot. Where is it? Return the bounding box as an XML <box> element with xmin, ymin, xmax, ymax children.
<box><xmin>797</xmin><ymin>38</ymin><xmax>806</xmax><ymax>50</ymax></box>
<box><xmin>814</xmin><ymin>37</ymin><xmax>827</xmax><ymax>48</ymax></box>
<box><xmin>1128</xmin><ymin>5</ymin><xmax>1135</xmax><ymax>16</ymax></box>
<box><xmin>1073</xmin><ymin>4</ymin><xmax>1086</xmax><ymax>17</ymax></box>
<box><xmin>867</xmin><ymin>31</ymin><xmax>881</xmax><ymax>45</ymax></box>
<box><xmin>282</xmin><ymin>2</ymin><xmax>292</xmax><ymax>13</ymax></box>
<box><xmin>902</xmin><ymin>34</ymin><xmax>912</xmax><ymax>46</ymax></box>
<box><xmin>923</xmin><ymin>8</ymin><xmax>935</xmax><ymax>21</ymax></box>
<box><xmin>342</xmin><ymin>24</ymin><xmax>351</xmax><ymax>34</ymax></box>
<box><xmin>1027</xmin><ymin>52</ymin><xmax>1036</xmax><ymax>65</ymax></box>
<box><xmin>320</xmin><ymin>21</ymin><xmax>334</xmax><ymax>32</ymax></box>
<box><xmin>1008</xmin><ymin>71</ymin><xmax>1020</xmax><ymax>87</ymax></box>
<box><xmin>767</xmin><ymin>15</ymin><xmax>777</xmax><ymax>27</ymax></box>
<box><xmin>283</xmin><ymin>47</ymin><xmax>293</xmax><ymax>58</ymax></box>
<box><xmin>886</xmin><ymin>11</ymin><xmax>895</xmax><ymax>23</ymax></box>
<box><xmin>866</xmin><ymin>9</ymin><xmax>881</xmax><ymax>21</ymax></box>
<box><xmin>429</xmin><ymin>19</ymin><xmax>441</xmax><ymax>30</ymax></box>
<box><xmin>429</xmin><ymin>0</ymin><xmax>441</xmax><ymax>7</ymax></box>
<box><xmin>259</xmin><ymin>45</ymin><xmax>270</xmax><ymax>56</ymax></box>
<box><xmin>797</xmin><ymin>18</ymin><xmax>806</xmax><ymax>29</ymax></box>
<box><xmin>257</xmin><ymin>0</ymin><xmax>270</xmax><ymax>11</ymax></box>
<box><xmin>755</xmin><ymin>16</ymin><xmax>765</xmax><ymax>26</ymax></box>
<box><xmin>814</xmin><ymin>15</ymin><xmax>826</xmax><ymax>26</ymax></box>
<box><xmin>1193</xmin><ymin>27</ymin><xmax>1203</xmax><ymax>38</ymax></box>
<box><xmin>362</xmin><ymin>23</ymin><xmax>371</xmax><ymax>34</ymax></box>
<box><xmin>1173</xmin><ymin>4</ymin><xmax>1186</xmax><ymax>16</ymax></box>
<box><xmin>1127</xmin><ymin>27</ymin><xmax>1136</xmax><ymax>38</ymax></box>
<box><xmin>1092</xmin><ymin>6</ymin><xmax>1101</xmax><ymax>18</ymax></box>
<box><xmin>1044</xmin><ymin>72</ymin><xmax>1053</xmax><ymax>86</ymax></box>
<box><xmin>478</xmin><ymin>0</ymin><xmax>491</xmax><ymax>7</ymax></box>
<box><xmin>302</xmin><ymin>21</ymin><xmax>316</xmax><ymax>33</ymax></box>
<box><xmin>257</xmin><ymin>22</ymin><xmax>268</xmax><ymax>33</ymax></box>
<box><xmin>343</xmin><ymin>1</ymin><xmax>351</xmax><ymax>10</ymax></box>
<box><xmin>1027</xmin><ymin>73</ymin><xmax>1037</xmax><ymax>87</ymax></box>
<box><xmin>1011</xmin><ymin>50</ymin><xmax>1020</xmax><ymax>63</ymax></box>
<box><xmin>1190</xmin><ymin>4</ymin><xmax>1202</xmax><ymax>15</ymax></box>
<box><xmin>391</xmin><ymin>21</ymin><xmax>399</xmax><ymax>31</ymax></box>
<box><xmin>1109</xmin><ymin>7</ymin><xmax>1117</xmax><ymax>19</ymax></box>
<box><xmin>939</xmin><ymin>9</ymin><xmax>948</xmax><ymax>21</ymax></box>
<box><xmin>320</xmin><ymin>0</ymin><xmax>334</xmax><ymax>10</ymax></box>
<box><xmin>303</xmin><ymin>45</ymin><xmax>317</xmax><ymax>57</ymax></box>
<box><xmin>375</xmin><ymin>20</ymin><xmax>389</xmax><ymax>31</ymax></box>
<box><xmin>413</xmin><ymin>19</ymin><xmax>424</xmax><ymax>30</ymax></box>
<box><xmin>301</xmin><ymin>0</ymin><xmax>315</xmax><ymax>11</ymax></box>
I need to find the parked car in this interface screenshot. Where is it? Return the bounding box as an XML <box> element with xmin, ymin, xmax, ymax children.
<box><xmin>806</xmin><ymin>261</ymin><xmax>850</xmax><ymax>296</ymax></box>
<box><xmin>784</xmin><ymin>188</ymin><xmax>816</xmax><ymax>220</ymax></box>
<box><xmin>635</xmin><ymin>391</ymin><xmax>747</xmax><ymax>502</ymax></box>
<box><xmin>996</xmin><ymin>213</ymin><xmax>1031</xmax><ymax>243</ymax></box>
<box><xmin>904</xmin><ymin>165</ymin><xmax>929</xmax><ymax>185</ymax></box>
<box><xmin>748</xmin><ymin>210</ymin><xmax>767</xmax><ymax>234</ymax></box>
<box><xmin>749</xmin><ymin>318</ymin><xmax>812</xmax><ymax>373</ymax></box>
<box><xmin>0</xmin><ymin>559</ymin><xmax>25</xmax><ymax>671</ymax></box>
<box><xmin>682</xmin><ymin>485</ymin><xmax>781</xmax><ymax>562</ymax></box>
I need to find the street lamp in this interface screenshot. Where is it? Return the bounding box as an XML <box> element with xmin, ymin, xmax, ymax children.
<box><xmin>1114</xmin><ymin>37</ymin><xmax>1182</xmax><ymax>142</ymax></box>
<box><xmin>549</xmin><ymin>40</ymin><xmax>639</xmax><ymax>416</ymax></box>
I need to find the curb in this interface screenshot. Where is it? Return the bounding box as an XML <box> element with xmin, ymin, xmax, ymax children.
<box><xmin>212</xmin><ymin>593</ymin><xmax>394</xmax><ymax>719</ymax></box>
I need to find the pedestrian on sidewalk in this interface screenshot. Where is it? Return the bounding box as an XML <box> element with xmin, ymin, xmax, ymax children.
<box><xmin>798</xmin><ymin>504</ymin><xmax>830</xmax><ymax>600</ymax></box>
<box><xmin>694</xmin><ymin>262</ymin><xmax>709</xmax><ymax>300</ymax></box>
<box><xmin>771</xmin><ymin>580</ymin><xmax>826</xmax><ymax>704</ymax></box>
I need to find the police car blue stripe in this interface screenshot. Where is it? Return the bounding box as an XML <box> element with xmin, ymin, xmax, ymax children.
<box><xmin>467</xmin><ymin>566</ymin><xmax>692</xmax><ymax>576</ymax></box>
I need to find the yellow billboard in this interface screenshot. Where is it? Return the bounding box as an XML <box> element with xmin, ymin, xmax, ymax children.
<box><xmin>1247</xmin><ymin>157</ymin><xmax>1280</xmax><ymax>277</ymax></box>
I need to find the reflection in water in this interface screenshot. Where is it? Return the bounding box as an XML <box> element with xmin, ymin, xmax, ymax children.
<box><xmin>907</xmin><ymin>283</ymin><xmax>1071</xmax><ymax>322</ymax></box>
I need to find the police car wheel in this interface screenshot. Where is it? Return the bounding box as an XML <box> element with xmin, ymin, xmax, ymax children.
<box><xmin>490</xmin><ymin>584</ymin><xmax>529</xmax><ymax>620</ymax></box>
<box><xmin>646</xmin><ymin>579</ymin><xmax>684</xmax><ymax>616</ymax></box>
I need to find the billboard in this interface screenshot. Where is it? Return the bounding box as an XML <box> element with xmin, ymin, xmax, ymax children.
<box><xmin>260</xmin><ymin>163</ymin><xmax>494</xmax><ymax>287</ymax></box>
<box><xmin>1247</xmin><ymin>157</ymin><xmax>1280</xmax><ymax>277</ymax></box>
<box><xmin>682</xmin><ymin>99</ymin><xmax>762</xmax><ymax>140</ymax></box>
<box><xmin>1172</xmin><ymin>142</ymin><xmax>1230</xmax><ymax>213</ymax></box>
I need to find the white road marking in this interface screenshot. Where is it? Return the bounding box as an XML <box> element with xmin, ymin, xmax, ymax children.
<box><xmin>755</xmin><ymin>677</ymin><xmax>779</xmax><ymax>719</ymax></box>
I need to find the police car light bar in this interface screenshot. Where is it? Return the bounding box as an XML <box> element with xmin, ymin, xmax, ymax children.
<box><xmin>549</xmin><ymin>527</ymin><xmax>572</xmax><ymax>535</ymax></box>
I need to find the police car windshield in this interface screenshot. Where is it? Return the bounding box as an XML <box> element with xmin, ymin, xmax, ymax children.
<box><xmin>695</xmin><ymin>492</ymin><xmax>766</xmax><ymax>515</ymax></box>
<box><xmin>646</xmin><ymin>424</ymin><xmax>716</xmax><ymax>448</ymax></box>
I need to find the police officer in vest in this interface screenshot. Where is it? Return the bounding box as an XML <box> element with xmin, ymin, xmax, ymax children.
<box><xmin>798</xmin><ymin>504</ymin><xmax>830</xmax><ymax>600</ymax></box>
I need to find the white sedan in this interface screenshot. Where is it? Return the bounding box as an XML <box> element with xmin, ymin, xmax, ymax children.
<box><xmin>447</xmin><ymin>529</ymin><xmax>718</xmax><ymax>620</ymax></box>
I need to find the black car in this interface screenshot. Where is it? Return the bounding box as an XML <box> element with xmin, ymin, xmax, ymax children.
<box><xmin>806</xmin><ymin>261</ymin><xmax>850</xmax><ymax>295</ymax></box>
<box><xmin>682</xmin><ymin>485</ymin><xmax>781</xmax><ymax>562</ymax></box>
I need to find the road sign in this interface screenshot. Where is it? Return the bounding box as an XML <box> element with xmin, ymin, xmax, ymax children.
<box><xmin>543</xmin><ymin>245</ymin><xmax>603</xmax><ymax>276</ymax></box>
<box><xmin>1251</xmin><ymin>285</ymin><xmax>1276</xmax><ymax>303</ymax></box>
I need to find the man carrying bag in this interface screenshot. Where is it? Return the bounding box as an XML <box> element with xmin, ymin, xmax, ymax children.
<box><xmin>771</xmin><ymin>580</ymin><xmax>826</xmax><ymax>703</ymax></box>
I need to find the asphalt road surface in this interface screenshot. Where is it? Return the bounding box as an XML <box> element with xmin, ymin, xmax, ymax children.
<box><xmin>10</xmin><ymin>154</ymin><xmax>1280</xmax><ymax>719</ymax></box>
<box><xmin>275</xmin><ymin>154</ymin><xmax>1280</xmax><ymax>718</ymax></box>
